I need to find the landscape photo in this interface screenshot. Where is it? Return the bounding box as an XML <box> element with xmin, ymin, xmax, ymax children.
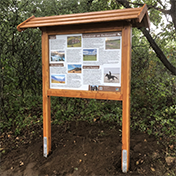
<box><xmin>104</xmin><ymin>67</ymin><xmax>120</xmax><ymax>83</ymax></box>
<box><xmin>83</xmin><ymin>49</ymin><xmax>97</xmax><ymax>61</ymax></box>
<box><xmin>51</xmin><ymin>51</ymin><xmax>65</xmax><ymax>62</ymax></box>
<box><xmin>51</xmin><ymin>75</ymin><xmax>66</xmax><ymax>84</ymax></box>
<box><xmin>67</xmin><ymin>36</ymin><xmax>82</xmax><ymax>47</ymax></box>
<box><xmin>105</xmin><ymin>37</ymin><xmax>120</xmax><ymax>49</ymax></box>
<box><xmin>68</xmin><ymin>64</ymin><xmax>82</xmax><ymax>73</ymax></box>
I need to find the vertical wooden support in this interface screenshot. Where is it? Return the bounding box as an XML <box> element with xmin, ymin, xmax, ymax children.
<box><xmin>121</xmin><ymin>25</ymin><xmax>132</xmax><ymax>173</ymax></box>
<box><xmin>42</xmin><ymin>30</ymin><xmax>51</xmax><ymax>157</ymax></box>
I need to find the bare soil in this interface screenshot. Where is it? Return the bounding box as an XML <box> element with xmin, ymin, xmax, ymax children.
<box><xmin>0</xmin><ymin>121</ymin><xmax>175</xmax><ymax>176</ymax></box>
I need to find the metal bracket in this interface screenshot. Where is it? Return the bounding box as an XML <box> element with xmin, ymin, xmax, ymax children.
<box><xmin>44</xmin><ymin>137</ymin><xmax>47</xmax><ymax>158</ymax></box>
<box><xmin>122</xmin><ymin>150</ymin><xmax>127</xmax><ymax>173</ymax></box>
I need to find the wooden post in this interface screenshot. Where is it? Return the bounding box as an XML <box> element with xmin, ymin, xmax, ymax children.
<box><xmin>42</xmin><ymin>30</ymin><xmax>51</xmax><ymax>157</ymax></box>
<box><xmin>121</xmin><ymin>25</ymin><xmax>132</xmax><ymax>173</ymax></box>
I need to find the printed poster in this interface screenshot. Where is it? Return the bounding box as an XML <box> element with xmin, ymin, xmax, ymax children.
<box><xmin>49</xmin><ymin>32</ymin><xmax>122</xmax><ymax>92</ymax></box>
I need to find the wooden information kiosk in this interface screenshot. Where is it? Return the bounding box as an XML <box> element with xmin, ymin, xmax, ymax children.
<box><xmin>17</xmin><ymin>4</ymin><xmax>150</xmax><ymax>173</ymax></box>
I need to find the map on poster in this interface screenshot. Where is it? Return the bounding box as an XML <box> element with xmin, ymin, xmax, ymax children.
<box><xmin>49</xmin><ymin>32</ymin><xmax>122</xmax><ymax>92</ymax></box>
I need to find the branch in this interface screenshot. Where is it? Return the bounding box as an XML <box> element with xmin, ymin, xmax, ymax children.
<box><xmin>118</xmin><ymin>0</ymin><xmax>171</xmax><ymax>15</ymax></box>
<box><xmin>170</xmin><ymin>0</ymin><xmax>176</xmax><ymax>30</ymax></box>
<box><xmin>115</xmin><ymin>0</ymin><xmax>176</xmax><ymax>75</ymax></box>
<box><xmin>140</xmin><ymin>28</ymin><xmax>176</xmax><ymax>75</ymax></box>
<box><xmin>151</xmin><ymin>7</ymin><xmax>170</xmax><ymax>15</ymax></box>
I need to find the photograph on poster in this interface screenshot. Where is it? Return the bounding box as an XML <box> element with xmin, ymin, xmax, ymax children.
<box><xmin>68</xmin><ymin>64</ymin><xmax>82</xmax><ymax>73</ymax></box>
<box><xmin>67</xmin><ymin>36</ymin><xmax>82</xmax><ymax>47</ymax></box>
<box><xmin>51</xmin><ymin>75</ymin><xmax>66</xmax><ymax>84</ymax></box>
<box><xmin>105</xmin><ymin>37</ymin><xmax>120</xmax><ymax>50</ymax></box>
<box><xmin>90</xmin><ymin>85</ymin><xmax>99</xmax><ymax>91</ymax></box>
<box><xmin>83</xmin><ymin>49</ymin><xmax>97</xmax><ymax>61</ymax></box>
<box><xmin>104</xmin><ymin>67</ymin><xmax>120</xmax><ymax>83</ymax></box>
<box><xmin>51</xmin><ymin>51</ymin><xmax>65</xmax><ymax>62</ymax></box>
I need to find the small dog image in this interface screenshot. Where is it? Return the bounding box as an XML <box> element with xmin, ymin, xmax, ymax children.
<box><xmin>90</xmin><ymin>85</ymin><xmax>98</xmax><ymax>91</ymax></box>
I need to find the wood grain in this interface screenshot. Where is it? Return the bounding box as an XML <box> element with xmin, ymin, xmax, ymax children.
<box><xmin>30</xmin><ymin>7</ymin><xmax>141</xmax><ymax>21</ymax></box>
<box><xmin>42</xmin><ymin>30</ymin><xmax>51</xmax><ymax>156</ymax></box>
<box><xmin>25</xmin><ymin>12</ymin><xmax>139</xmax><ymax>25</ymax></box>
<box><xmin>17</xmin><ymin>15</ymin><xmax>35</xmax><ymax>32</ymax></box>
<box><xmin>137</xmin><ymin>4</ymin><xmax>147</xmax><ymax>23</ymax></box>
<box><xmin>47</xmin><ymin>89</ymin><xmax>123</xmax><ymax>101</ymax></box>
<box><xmin>121</xmin><ymin>25</ymin><xmax>132</xmax><ymax>172</ymax></box>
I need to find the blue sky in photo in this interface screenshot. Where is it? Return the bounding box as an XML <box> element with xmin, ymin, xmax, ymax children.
<box><xmin>104</xmin><ymin>68</ymin><xmax>120</xmax><ymax>74</ymax></box>
<box><xmin>68</xmin><ymin>64</ymin><xmax>81</xmax><ymax>71</ymax></box>
<box><xmin>83</xmin><ymin>49</ymin><xmax>97</xmax><ymax>55</ymax></box>
<box><xmin>51</xmin><ymin>75</ymin><xmax>65</xmax><ymax>81</ymax></box>
<box><xmin>51</xmin><ymin>51</ymin><xmax>65</xmax><ymax>55</ymax></box>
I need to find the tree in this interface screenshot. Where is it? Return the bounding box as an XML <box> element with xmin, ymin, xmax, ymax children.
<box><xmin>113</xmin><ymin>0</ymin><xmax>176</xmax><ymax>75</ymax></box>
<box><xmin>73</xmin><ymin>0</ymin><xmax>176</xmax><ymax>75</ymax></box>
<box><xmin>1</xmin><ymin>0</ymin><xmax>175</xmax><ymax>135</ymax></box>
<box><xmin>0</xmin><ymin>0</ymin><xmax>42</xmax><ymax>123</ymax></box>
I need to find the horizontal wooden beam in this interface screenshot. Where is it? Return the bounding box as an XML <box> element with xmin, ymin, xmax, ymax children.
<box><xmin>47</xmin><ymin>89</ymin><xmax>123</xmax><ymax>101</ymax></box>
<box><xmin>26</xmin><ymin>12</ymin><xmax>139</xmax><ymax>25</ymax></box>
<box><xmin>23</xmin><ymin>15</ymin><xmax>138</xmax><ymax>28</ymax></box>
<box><xmin>31</xmin><ymin>7</ymin><xmax>141</xmax><ymax>22</ymax></box>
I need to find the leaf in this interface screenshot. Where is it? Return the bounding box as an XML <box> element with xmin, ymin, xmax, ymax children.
<box><xmin>19</xmin><ymin>161</ymin><xmax>24</xmax><ymax>166</ymax></box>
<box><xmin>136</xmin><ymin>161</ymin><xmax>139</xmax><ymax>165</ymax></box>
<box><xmin>165</xmin><ymin>157</ymin><xmax>175</xmax><ymax>166</ymax></box>
<box><xmin>169</xmin><ymin>145</ymin><xmax>174</xmax><ymax>150</ymax></box>
<box><xmin>151</xmin><ymin>167</ymin><xmax>155</xmax><ymax>172</ymax></box>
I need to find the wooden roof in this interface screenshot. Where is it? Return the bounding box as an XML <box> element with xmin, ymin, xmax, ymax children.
<box><xmin>17</xmin><ymin>4</ymin><xmax>150</xmax><ymax>32</ymax></box>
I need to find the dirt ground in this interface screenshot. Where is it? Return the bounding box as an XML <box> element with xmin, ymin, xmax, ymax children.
<box><xmin>0</xmin><ymin>121</ymin><xmax>175</xmax><ymax>176</ymax></box>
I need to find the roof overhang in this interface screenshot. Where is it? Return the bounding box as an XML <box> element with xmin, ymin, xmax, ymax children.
<box><xmin>17</xmin><ymin>4</ymin><xmax>150</xmax><ymax>32</ymax></box>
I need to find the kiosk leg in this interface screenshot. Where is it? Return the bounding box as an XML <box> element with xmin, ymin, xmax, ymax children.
<box><xmin>42</xmin><ymin>30</ymin><xmax>51</xmax><ymax>157</ymax></box>
<box><xmin>122</xmin><ymin>98</ymin><xmax>130</xmax><ymax>173</ymax></box>
<box><xmin>121</xmin><ymin>25</ymin><xmax>131</xmax><ymax>173</ymax></box>
<box><xmin>43</xmin><ymin>96</ymin><xmax>51</xmax><ymax>157</ymax></box>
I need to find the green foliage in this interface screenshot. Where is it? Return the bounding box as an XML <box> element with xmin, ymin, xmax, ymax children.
<box><xmin>0</xmin><ymin>0</ymin><xmax>175</xmax><ymax>145</ymax></box>
<box><xmin>51</xmin><ymin>97</ymin><xmax>122</xmax><ymax>124</ymax></box>
<box><xmin>131</xmin><ymin>27</ymin><xmax>176</xmax><ymax>138</ymax></box>
<box><xmin>0</xmin><ymin>0</ymin><xmax>43</xmax><ymax>134</ymax></box>
<box><xmin>0</xmin><ymin>94</ymin><xmax>42</xmax><ymax>135</ymax></box>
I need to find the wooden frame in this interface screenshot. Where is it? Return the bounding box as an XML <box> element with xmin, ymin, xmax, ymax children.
<box><xmin>17</xmin><ymin>4</ymin><xmax>149</xmax><ymax>173</ymax></box>
<box><xmin>41</xmin><ymin>25</ymin><xmax>131</xmax><ymax>172</ymax></box>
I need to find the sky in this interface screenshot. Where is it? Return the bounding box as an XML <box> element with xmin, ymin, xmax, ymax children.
<box><xmin>52</xmin><ymin>75</ymin><xmax>65</xmax><ymax>80</ymax></box>
<box><xmin>104</xmin><ymin>67</ymin><xmax>120</xmax><ymax>74</ymax></box>
<box><xmin>83</xmin><ymin>49</ymin><xmax>97</xmax><ymax>55</ymax></box>
<box><xmin>68</xmin><ymin>64</ymin><xmax>81</xmax><ymax>70</ymax></box>
<box><xmin>51</xmin><ymin>51</ymin><xmax>65</xmax><ymax>56</ymax></box>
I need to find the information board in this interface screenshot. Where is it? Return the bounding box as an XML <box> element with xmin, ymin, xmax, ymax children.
<box><xmin>49</xmin><ymin>32</ymin><xmax>122</xmax><ymax>92</ymax></box>
<box><xmin>17</xmin><ymin>4</ymin><xmax>150</xmax><ymax>173</ymax></box>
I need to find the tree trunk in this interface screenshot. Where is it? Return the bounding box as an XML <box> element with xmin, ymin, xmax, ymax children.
<box><xmin>140</xmin><ymin>27</ymin><xmax>176</xmax><ymax>75</ymax></box>
<box><xmin>170</xmin><ymin>0</ymin><xmax>176</xmax><ymax>31</ymax></box>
